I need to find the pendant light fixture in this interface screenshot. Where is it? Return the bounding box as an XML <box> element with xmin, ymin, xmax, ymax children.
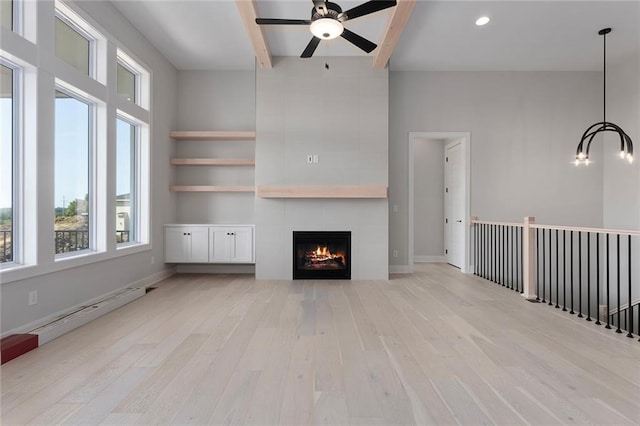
<box><xmin>575</xmin><ymin>28</ymin><xmax>634</xmax><ymax>166</ymax></box>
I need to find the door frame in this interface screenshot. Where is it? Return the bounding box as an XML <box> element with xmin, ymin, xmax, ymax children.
<box><xmin>408</xmin><ymin>132</ymin><xmax>471</xmax><ymax>273</ymax></box>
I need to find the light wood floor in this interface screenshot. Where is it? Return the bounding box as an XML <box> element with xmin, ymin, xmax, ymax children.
<box><xmin>2</xmin><ymin>263</ymin><xmax>639</xmax><ymax>425</ymax></box>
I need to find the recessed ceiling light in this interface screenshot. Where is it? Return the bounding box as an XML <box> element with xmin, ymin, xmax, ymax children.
<box><xmin>476</xmin><ymin>16</ymin><xmax>490</xmax><ymax>26</ymax></box>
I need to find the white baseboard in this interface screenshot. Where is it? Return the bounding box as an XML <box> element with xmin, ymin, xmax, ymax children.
<box><xmin>129</xmin><ymin>267</ymin><xmax>176</xmax><ymax>288</ymax></box>
<box><xmin>176</xmin><ymin>264</ymin><xmax>255</xmax><ymax>274</ymax></box>
<box><xmin>389</xmin><ymin>265</ymin><xmax>414</xmax><ymax>274</ymax></box>
<box><xmin>414</xmin><ymin>256</ymin><xmax>445</xmax><ymax>263</ymax></box>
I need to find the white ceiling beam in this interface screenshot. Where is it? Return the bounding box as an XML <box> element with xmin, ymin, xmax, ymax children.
<box><xmin>373</xmin><ymin>0</ymin><xmax>416</xmax><ymax>69</ymax></box>
<box><xmin>235</xmin><ymin>0</ymin><xmax>272</xmax><ymax>69</ymax></box>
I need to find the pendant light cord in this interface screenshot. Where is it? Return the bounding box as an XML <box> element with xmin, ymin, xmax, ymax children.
<box><xmin>603</xmin><ymin>31</ymin><xmax>606</xmax><ymax>125</ymax></box>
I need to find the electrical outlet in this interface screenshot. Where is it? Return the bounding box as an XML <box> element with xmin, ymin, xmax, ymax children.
<box><xmin>393</xmin><ymin>250</ymin><xmax>398</xmax><ymax>258</ymax></box>
<box><xmin>307</xmin><ymin>155</ymin><xmax>313</xmax><ymax>164</ymax></box>
<box><xmin>150</xmin><ymin>255</ymin><xmax>155</xmax><ymax>265</ymax></box>
<box><xmin>28</xmin><ymin>290</ymin><xmax>38</xmax><ymax>306</ymax></box>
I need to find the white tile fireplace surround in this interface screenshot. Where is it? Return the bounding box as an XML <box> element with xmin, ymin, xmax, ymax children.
<box><xmin>255</xmin><ymin>57</ymin><xmax>389</xmax><ymax>280</ymax></box>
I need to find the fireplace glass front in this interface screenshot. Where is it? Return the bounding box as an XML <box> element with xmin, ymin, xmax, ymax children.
<box><xmin>293</xmin><ymin>231</ymin><xmax>351</xmax><ymax>280</ymax></box>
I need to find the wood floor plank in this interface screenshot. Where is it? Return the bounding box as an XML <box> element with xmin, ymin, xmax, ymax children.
<box><xmin>314</xmin><ymin>391</ymin><xmax>350</xmax><ymax>425</ymax></box>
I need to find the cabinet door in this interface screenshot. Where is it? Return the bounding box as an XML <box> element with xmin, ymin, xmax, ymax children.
<box><xmin>188</xmin><ymin>227</ymin><xmax>210</xmax><ymax>263</ymax></box>
<box><xmin>209</xmin><ymin>227</ymin><xmax>231</xmax><ymax>263</ymax></box>
<box><xmin>165</xmin><ymin>227</ymin><xmax>189</xmax><ymax>262</ymax></box>
<box><xmin>230</xmin><ymin>227</ymin><xmax>254</xmax><ymax>263</ymax></box>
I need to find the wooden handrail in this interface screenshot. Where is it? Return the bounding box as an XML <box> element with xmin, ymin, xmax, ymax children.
<box><xmin>470</xmin><ymin>219</ymin><xmax>523</xmax><ymax>227</ymax></box>
<box><xmin>471</xmin><ymin>218</ymin><xmax>640</xmax><ymax>236</ymax></box>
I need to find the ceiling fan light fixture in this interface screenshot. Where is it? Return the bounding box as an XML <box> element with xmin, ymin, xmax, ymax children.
<box><xmin>310</xmin><ymin>18</ymin><xmax>343</xmax><ymax>40</ymax></box>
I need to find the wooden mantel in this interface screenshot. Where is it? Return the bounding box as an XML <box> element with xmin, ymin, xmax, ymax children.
<box><xmin>257</xmin><ymin>185</ymin><xmax>388</xmax><ymax>199</ymax></box>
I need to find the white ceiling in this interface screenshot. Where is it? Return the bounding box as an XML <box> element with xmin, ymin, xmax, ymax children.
<box><xmin>109</xmin><ymin>0</ymin><xmax>640</xmax><ymax>71</ymax></box>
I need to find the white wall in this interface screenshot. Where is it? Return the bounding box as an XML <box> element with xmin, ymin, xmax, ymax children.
<box><xmin>175</xmin><ymin>71</ymin><xmax>255</xmax><ymax>224</ymax></box>
<box><xmin>255</xmin><ymin>57</ymin><xmax>389</xmax><ymax>280</ymax></box>
<box><xmin>390</xmin><ymin>71</ymin><xmax>604</xmax><ymax>267</ymax></box>
<box><xmin>603</xmin><ymin>54</ymin><xmax>640</xmax><ymax>231</ymax></box>
<box><xmin>602</xmin><ymin>46</ymin><xmax>640</xmax><ymax>304</ymax></box>
<box><xmin>0</xmin><ymin>1</ymin><xmax>178</xmax><ymax>335</ymax></box>
<box><xmin>413</xmin><ymin>138</ymin><xmax>444</xmax><ymax>259</ymax></box>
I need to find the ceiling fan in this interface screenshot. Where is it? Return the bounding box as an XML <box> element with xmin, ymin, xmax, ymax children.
<box><xmin>255</xmin><ymin>0</ymin><xmax>397</xmax><ymax>58</ymax></box>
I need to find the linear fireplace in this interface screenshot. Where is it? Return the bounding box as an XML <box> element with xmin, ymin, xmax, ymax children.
<box><xmin>293</xmin><ymin>231</ymin><xmax>351</xmax><ymax>280</ymax></box>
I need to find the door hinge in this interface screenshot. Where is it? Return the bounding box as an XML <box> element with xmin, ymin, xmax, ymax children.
<box><xmin>446</xmin><ymin>157</ymin><xmax>449</xmax><ymax>162</ymax></box>
<box><xmin>445</xmin><ymin>187</ymin><xmax>448</xmax><ymax>193</ymax></box>
<box><xmin>445</xmin><ymin>249</ymin><xmax>448</xmax><ymax>254</ymax></box>
<box><xmin>445</xmin><ymin>218</ymin><xmax>448</xmax><ymax>224</ymax></box>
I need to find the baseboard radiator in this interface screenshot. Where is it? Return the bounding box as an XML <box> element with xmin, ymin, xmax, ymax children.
<box><xmin>1</xmin><ymin>287</ymin><xmax>144</xmax><ymax>364</ymax></box>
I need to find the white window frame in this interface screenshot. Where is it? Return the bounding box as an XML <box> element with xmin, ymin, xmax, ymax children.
<box><xmin>116</xmin><ymin>49</ymin><xmax>150</xmax><ymax>110</ymax></box>
<box><xmin>55</xmin><ymin>0</ymin><xmax>107</xmax><ymax>85</ymax></box>
<box><xmin>53</xmin><ymin>84</ymin><xmax>98</xmax><ymax>259</ymax></box>
<box><xmin>0</xmin><ymin>58</ymin><xmax>21</xmax><ymax>268</ymax></box>
<box><xmin>0</xmin><ymin>0</ymin><xmax>152</xmax><ymax>284</ymax></box>
<box><xmin>115</xmin><ymin>114</ymin><xmax>137</xmax><ymax>246</ymax></box>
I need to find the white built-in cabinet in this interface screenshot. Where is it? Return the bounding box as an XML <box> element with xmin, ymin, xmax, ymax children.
<box><xmin>165</xmin><ymin>224</ymin><xmax>254</xmax><ymax>264</ymax></box>
<box><xmin>209</xmin><ymin>227</ymin><xmax>254</xmax><ymax>263</ymax></box>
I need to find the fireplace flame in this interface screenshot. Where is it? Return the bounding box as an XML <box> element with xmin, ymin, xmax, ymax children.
<box><xmin>313</xmin><ymin>245</ymin><xmax>338</xmax><ymax>262</ymax></box>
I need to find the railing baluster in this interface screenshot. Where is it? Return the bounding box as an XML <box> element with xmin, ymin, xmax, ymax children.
<box><xmin>596</xmin><ymin>233</ymin><xmax>601</xmax><ymax>325</ymax></box>
<box><xmin>578</xmin><ymin>231</ymin><xmax>583</xmax><ymax>318</ymax></box>
<box><xmin>587</xmin><ymin>232</ymin><xmax>592</xmax><ymax>321</ymax></box>
<box><xmin>536</xmin><ymin>228</ymin><xmax>540</xmax><ymax>301</ymax></box>
<box><xmin>548</xmin><ymin>228</ymin><xmax>552</xmax><ymax>306</ymax></box>
<box><xmin>616</xmin><ymin>234</ymin><xmax>622</xmax><ymax>333</ymax></box>
<box><xmin>606</xmin><ymin>234</ymin><xmax>611</xmax><ymax>329</ymax></box>
<box><xmin>493</xmin><ymin>225</ymin><xmax>500</xmax><ymax>283</ymax></box>
<box><xmin>570</xmin><ymin>231</ymin><xmax>574</xmax><ymax>315</ymax></box>
<box><xmin>542</xmin><ymin>229</ymin><xmax>547</xmax><ymax>303</ymax></box>
<box><xmin>500</xmin><ymin>226</ymin><xmax>507</xmax><ymax>287</ymax></box>
<box><xmin>555</xmin><ymin>230</ymin><xmax>559</xmax><ymax>308</ymax></box>
<box><xmin>511</xmin><ymin>226</ymin><xmax>515</xmax><ymax>290</ymax></box>
<box><xmin>475</xmin><ymin>224</ymin><xmax>478</xmax><ymax>275</ymax></box>
<box><xmin>520</xmin><ymin>227</ymin><xmax>523</xmax><ymax>294</ymax></box>
<box><xmin>563</xmin><ymin>230</ymin><xmax>567</xmax><ymax>311</ymax></box>
<box><xmin>627</xmin><ymin>235</ymin><xmax>633</xmax><ymax>338</ymax></box>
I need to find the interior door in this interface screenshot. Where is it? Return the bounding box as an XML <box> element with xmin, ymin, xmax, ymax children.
<box><xmin>445</xmin><ymin>142</ymin><xmax>464</xmax><ymax>268</ymax></box>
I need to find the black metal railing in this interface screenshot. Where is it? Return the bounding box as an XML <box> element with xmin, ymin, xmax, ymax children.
<box><xmin>1</xmin><ymin>230</ymin><xmax>134</xmax><ymax>258</ymax></box>
<box><xmin>472</xmin><ymin>218</ymin><xmax>639</xmax><ymax>343</ymax></box>
<box><xmin>55</xmin><ymin>230</ymin><xmax>90</xmax><ymax>254</ymax></box>
<box><xmin>473</xmin><ymin>222</ymin><xmax>524</xmax><ymax>293</ymax></box>
<box><xmin>1</xmin><ymin>230</ymin><xmax>12</xmax><ymax>263</ymax></box>
<box><xmin>116</xmin><ymin>230</ymin><xmax>130</xmax><ymax>244</ymax></box>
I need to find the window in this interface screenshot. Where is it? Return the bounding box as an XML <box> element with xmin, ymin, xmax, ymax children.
<box><xmin>1</xmin><ymin>64</ymin><xmax>14</xmax><ymax>263</ymax></box>
<box><xmin>55</xmin><ymin>16</ymin><xmax>90</xmax><ymax>75</ymax></box>
<box><xmin>117</xmin><ymin>62</ymin><xmax>137</xmax><ymax>103</ymax></box>
<box><xmin>1</xmin><ymin>0</ymin><xmax>12</xmax><ymax>30</ymax></box>
<box><xmin>54</xmin><ymin>90</ymin><xmax>92</xmax><ymax>255</ymax></box>
<box><xmin>116</xmin><ymin>118</ymin><xmax>136</xmax><ymax>244</ymax></box>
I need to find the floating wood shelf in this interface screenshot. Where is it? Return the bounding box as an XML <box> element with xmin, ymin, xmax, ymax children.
<box><xmin>170</xmin><ymin>185</ymin><xmax>255</xmax><ymax>193</ymax></box>
<box><xmin>170</xmin><ymin>158</ymin><xmax>255</xmax><ymax>166</ymax></box>
<box><xmin>170</xmin><ymin>131</ymin><xmax>256</xmax><ymax>141</ymax></box>
<box><xmin>257</xmin><ymin>185</ymin><xmax>388</xmax><ymax>199</ymax></box>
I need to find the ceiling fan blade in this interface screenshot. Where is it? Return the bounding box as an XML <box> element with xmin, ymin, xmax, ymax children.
<box><xmin>301</xmin><ymin>36</ymin><xmax>321</xmax><ymax>58</ymax></box>
<box><xmin>255</xmin><ymin>18</ymin><xmax>312</xmax><ymax>25</ymax></box>
<box><xmin>312</xmin><ymin>0</ymin><xmax>328</xmax><ymax>15</ymax></box>
<box><xmin>340</xmin><ymin>28</ymin><xmax>377</xmax><ymax>53</ymax></box>
<box><xmin>342</xmin><ymin>0</ymin><xmax>397</xmax><ymax>21</ymax></box>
